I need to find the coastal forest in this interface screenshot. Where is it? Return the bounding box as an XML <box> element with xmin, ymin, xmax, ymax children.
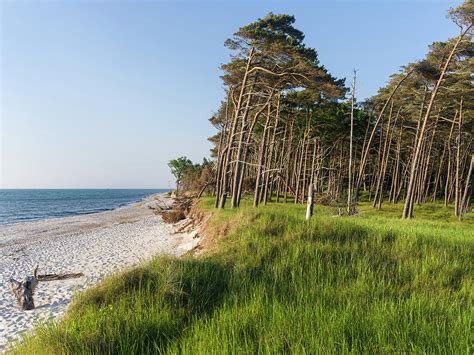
<box><xmin>175</xmin><ymin>2</ymin><xmax>473</xmax><ymax>220</ymax></box>
<box><xmin>14</xmin><ymin>2</ymin><xmax>473</xmax><ymax>354</ymax></box>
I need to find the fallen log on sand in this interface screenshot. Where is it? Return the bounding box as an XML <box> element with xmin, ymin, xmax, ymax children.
<box><xmin>8</xmin><ymin>266</ymin><xmax>84</xmax><ymax>310</ymax></box>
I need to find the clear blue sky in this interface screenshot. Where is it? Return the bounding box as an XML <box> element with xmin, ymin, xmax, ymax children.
<box><xmin>0</xmin><ymin>0</ymin><xmax>462</xmax><ymax>188</ymax></box>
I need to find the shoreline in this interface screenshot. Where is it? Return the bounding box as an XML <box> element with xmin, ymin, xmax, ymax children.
<box><xmin>0</xmin><ymin>193</ymin><xmax>199</xmax><ymax>352</ymax></box>
<box><xmin>0</xmin><ymin>190</ymin><xmax>170</xmax><ymax>227</ymax></box>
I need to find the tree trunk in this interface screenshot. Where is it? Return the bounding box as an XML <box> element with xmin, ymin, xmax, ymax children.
<box><xmin>459</xmin><ymin>155</ymin><xmax>474</xmax><ymax>219</ymax></box>
<box><xmin>253</xmin><ymin>99</ymin><xmax>273</xmax><ymax>207</ymax></box>
<box><xmin>402</xmin><ymin>28</ymin><xmax>470</xmax><ymax>219</ymax></box>
<box><xmin>219</xmin><ymin>49</ymin><xmax>255</xmax><ymax>209</ymax></box>
<box><xmin>305</xmin><ymin>183</ymin><xmax>315</xmax><ymax>220</ymax></box>
<box><xmin>355</xmin><ymin>70</ymin><xmax>413</xmax><ymax>202</ymax></box>
<box><xmin>445</xmin><ymin>112</ymin><xmax>458</xmax><ymax>206</ymax></box>
<box><xmin>455</xmin><ymin>97</ymin><xmax>463</xmax><ymax>216</ymax></box>
<box><xmin>348</xmin><ymin>70</ymin><xmax>356</xmax><ymax>214</ymax></box>
<box><xmin>263</xmin><ymin>94</ymin><xmax>281</xmax><ymax>205</ymax></box>
<box><xmin>214</xmin><ymin>91</ymin><xmax>231</xmax><ymax>208</ymax></box>
<box><xmin>373</xmin><ymin>100</ymin><xmax>394</xmax><ymax>209</ymax></box>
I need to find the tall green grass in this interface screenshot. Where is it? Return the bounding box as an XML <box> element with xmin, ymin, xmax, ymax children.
<box><xmin>13</xmin><ymin>200</ymin><xmax>473</xmax><ymax>354</ymax></box>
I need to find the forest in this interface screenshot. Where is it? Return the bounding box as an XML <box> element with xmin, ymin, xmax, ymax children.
<box><xmin>184</xmin><ymin>2</ymin><xmax>474</xmax><ymax>220</ymax></box>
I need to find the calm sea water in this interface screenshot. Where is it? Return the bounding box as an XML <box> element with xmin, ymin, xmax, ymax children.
<box><xmin>0</xmin><ymin>189</ymin><xmax>168</xmax><ymax>225</ymax></box>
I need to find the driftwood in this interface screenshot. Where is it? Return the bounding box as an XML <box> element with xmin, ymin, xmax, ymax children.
<box><xmin>173</xmin><ymin>197</ymin><xmax>193</xmax><ymax>212</ymax></box>
<box><xmin>37</xmin><ymin>272</ymin><xmax>84</xmax><ymax>281</ymax></box>
<box><xmin>156</xmin><ymin>199</ymin><xmax>171</xmax><ymax>211</ymax></box>
<box><xmin>8</xmin><ymin>265</ymin><xmax>84</xmax><ymax>311</ymax></box>
<box><xmin>8</xmin><ymin>266</ymin><xmax>39</xmax><ymax>310</ymax></box>
<box><xmin>148</xmin><ymin>199</ymin><xmax>172</xmax><ymax>215</ymax></box>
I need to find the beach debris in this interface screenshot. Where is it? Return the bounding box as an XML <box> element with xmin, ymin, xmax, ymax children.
<box><xmin>37</xmin><ymin>272</ymin><xmax>85</xmax><ymax>282</ymax></box>
<box><xmin>174</xmin><ymin>196</ymin><xmax>193</xmax><ymax>210</ymax></box>
<box><xmin>162</xmin><ymin>209</ymin><xmax>186</xmax><ymax>223</ymax></box>
<box><xmin>8</xmin><ymin>265</ymin><xmax>84</xmax><ymax>311</ymax></box>
<box><xmin>148</xmin><ymin>200</ymin><xmax>171</xmax><ymax>213</ymax></box>
<box><xmin>8</xmin><ymin>267</ymin><xmax>39</xmax><ymax>310</ymax></box>
<box><xmin>161</xmin><ymin>196</ymin><xmax>193</xmax><ymax>223</ymax></box>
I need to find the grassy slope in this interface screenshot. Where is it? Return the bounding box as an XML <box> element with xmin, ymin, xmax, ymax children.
<box><xmin>14</xmin><ymin>199</ymin><xmax>473</xmax><ymax>354</ymax></box>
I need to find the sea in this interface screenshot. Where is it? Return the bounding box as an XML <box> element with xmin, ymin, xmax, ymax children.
<box><xmin>0</xmin><ymin>189</ymin><xmax>168</xmax><ymax>225</ymax></box>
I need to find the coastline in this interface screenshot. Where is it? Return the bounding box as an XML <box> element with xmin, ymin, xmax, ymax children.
<box><xmin>0</xmin><ymin>193</ymin><xmax>199</xmax><ymax>351</ymax></box>
<box><xmin>0</xmin><ymin>189</ymin><xmax>169</xmax><ymax>227</ymax></box>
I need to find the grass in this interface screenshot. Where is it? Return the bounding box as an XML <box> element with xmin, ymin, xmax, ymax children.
<box><xmin>13</xmin><ymin>199</ymin><xmax>473</xmax><ymax>354</ymax></box>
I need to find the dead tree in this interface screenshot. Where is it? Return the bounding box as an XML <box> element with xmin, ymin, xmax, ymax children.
<box><xmin>306</xmin><ymin>183</ymin><xmax>315</xmax><ymax>220</ymax></box>
<box><xmin>347</xmin><ymin>69</ymin><xmax>356</xmax><ymax>214</ymax></box>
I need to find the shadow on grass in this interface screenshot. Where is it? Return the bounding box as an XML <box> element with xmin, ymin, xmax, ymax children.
<box><xmin>25</xmin><ymin>258</ymin><xmax>232</xmax><ymax>354</ymax></box>
<box><xmin>16</xmin><ymin>204</ymin><xmax>473</xmax><ymax>353</ymax></box>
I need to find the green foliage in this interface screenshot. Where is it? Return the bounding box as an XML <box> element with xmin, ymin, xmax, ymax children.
<box><xmin>14</xmin><ymin>200</ymin><xmax>473</xmax><ymax>353</ymax></box>
<box><xmin>167</xmin><ymin>157</ymin><xmax>193</xmax><ymax>191</ymax></box>
<box><xmin>221</xmin><ymin>12</ymin><xmax>346</xmax><ymax>98</ymax></box>
<box><xmin>449</xmin><ymin>1</ymin><xmax>474</xmax><ymax>29</ymax></box>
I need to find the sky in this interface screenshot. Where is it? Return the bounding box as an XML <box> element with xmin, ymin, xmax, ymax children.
<box><xmin>0</xmin><ymin>0</ymin><xmax>463</xmax><ymax>189</ymax></box>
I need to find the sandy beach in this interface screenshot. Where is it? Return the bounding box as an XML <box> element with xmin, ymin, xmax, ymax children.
<box><xmin>0</xmin><ymin>194</ymin><xmax>199</xmax><ymax>352</ymax></box>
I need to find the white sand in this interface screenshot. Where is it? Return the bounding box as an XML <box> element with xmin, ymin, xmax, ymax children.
<box><xmin>0</xmin><ymin>194</ymin><xmax>199</xmax><ymax>352</ymax></box>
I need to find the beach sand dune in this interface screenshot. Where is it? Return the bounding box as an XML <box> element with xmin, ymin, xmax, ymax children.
<box><xmin>0</xmin><ymin>194</ymin><xmax>199</xmax><ymax>351</ymax></box>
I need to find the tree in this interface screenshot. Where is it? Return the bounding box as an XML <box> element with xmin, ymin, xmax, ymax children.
<box><xmin>204</xmin><ymin>5</ymin><xmax>473</xmax><ymax>221</ymax></box>
<box><xmin>402</xmin><ymin>1</ymin><xmax>473</xmax><ymax>219</ymax></box>
<box><xmin>214</xmin><ymin>13</ymin><xmax>345</xmax><ymax>210</ymax></box>
<box><xmin>348</xmin><ymin>69</ymin><xmax>357</xmax><ymax>214</ymax></box>
<box><xmin>168</xmin><ymin>157</ymin><xmax>193</xmax><ymax>194</ymax></box>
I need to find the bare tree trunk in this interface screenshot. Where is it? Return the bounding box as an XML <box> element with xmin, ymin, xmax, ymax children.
<box><xmin>373</xmin><ymin>100</ymin><xmax>394</xmax><ymax>208</ymax></box>
<box><xmin>284</xmin><ymin>119</ymin><xmax>294</xmax><ymax>203</ymax></box>
<box><xmin>390</xmin><ymin>123</ymin><xmax>403</xmax><ymax>203</ymax></box>
<box><xmin>263</xmin><ymin>94</ymin><xmax>281</xmax><ymax>205</ymax></box>
<box><xmin>420</xmin><ymin>116</ymin><xmax>438</xmax><ymax>203</ymax></box>
<box><xmin>432</xmin><ymin>117</ymin><xmax>455</xmax><ymax>202</ymax></box>
<box><xmin>276</xmin><ymin>122</ymin><xmax>288</xmax><ymax>202</ymax></box>
<box><xmin>253</xmin><ymin>100</ymin><xmax>273</xmax><ymax>207</ymax></box>
<box><xmin>336</xmin><ymin>144</ymin><xmax>343</xmax><ymax>200</ymax></box>
<box><xmin>306</xmin><ymin>183</ymin><xmax>315</xmax><ymax>220</ymax></box>
<box><xmin>403</xmin><ymin>86</ymin><xmax>428</xmax><ymax>214</ymax></box>
<box><xmin>231</xmin><ymin>79</ymin><xmax>257</xmax><ymax>208</ymax></box>
<box><xmin>301</xmin><ymin>127</ymin><xmax>311</xmax><ymax>203</ymax></box>
<box><xmin>445</xmin><ymin>113</ymin><xmax>458</xmax><ymax>206</ymax></box>
<box><xmin>377</xmin><ymin>106</ymin><xmax>399</xmax><ymax>209</ymax></box>
<box><xmin>459</xmin><ymin>155</ymin><xmax>474</xmax><ymax>219</ymax></box>
<box><xmin>355</xmin><ymin>70</ymin><xmax>413</xmax><ymax>202</ymax></box>
<box><xmin>402</xmin><ymin>28</ymin><xmax>470</xmax><ymax>219</ymax></box>
<box><xmin>455</xmin><ymin>98</ymin><xmax>463</xmax><ymax>216</ymax></box>
<box><xmin>296</xmin><ymin>114</ymin><xmax>311</xmax><ymax>203</ymax></box>
<box><xmin>214</xmin><ymin>91</ymin><xmax>231</xmax><ymax>208</ymax></box>
<box><xmin>310</xmin><ymin>138</ymin><xmax>318</xmax><ymax>192</ymax></box>
<box><xmin>236</xmin><ymin>92</ymin><xmax>274</xmax><ymax>207</ymax></box>
<box><xmin>294</xmin><ymin>138</ymin><xmax>304</xmax><ymax>204</ymax></box>
<box><xmin>219</xmin><ymin>49</ymin><xmax>254</xmax><ymax>209</ymax></box>
<box><xmin>395</xmin><ymin>160</ymin><xmax>410</xmax><ymax>203</ymax></box>
<box><xmin>347</xmin><ymin>70</ymin><xmax>356</xmax><ymax>214</ymax></box>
